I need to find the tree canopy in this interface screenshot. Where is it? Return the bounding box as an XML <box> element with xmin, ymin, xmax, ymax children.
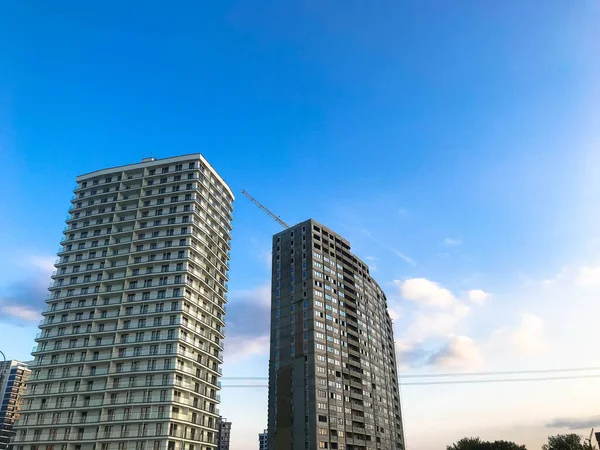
<box><xmin>542</xmin><ymin>433</ymin><xmax>594</xmax><ymax>450</ymax></box>
<box><xmin>446</xmin><ymin>437</ymin><xmax>527</xmax><ymax>450</ymax></box>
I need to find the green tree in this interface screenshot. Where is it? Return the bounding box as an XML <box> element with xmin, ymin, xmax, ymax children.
<box><xmin>490</xmin><ymin>440</ymin><xmax>527</xmax><ymax>450</ymax></box>
<box><xmin>447</xmin><ymin>437</ymin><xmax>526</xmax><ymax>450</ymax></box>
<box><xmin>542</xmin><ymin>434</ymin><xmax>588</xmax><ymax>450</ymax></box>
<box><xmin>447</xmin><ymin>437</ymin><xmax>487</xmax><ymax>450</ymax></box>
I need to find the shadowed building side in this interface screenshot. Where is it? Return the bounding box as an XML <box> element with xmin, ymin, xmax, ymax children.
<box><xmin>267</xmin><ymin>219</ymin><xmax>404</xmax><ymax>450</ymax></box>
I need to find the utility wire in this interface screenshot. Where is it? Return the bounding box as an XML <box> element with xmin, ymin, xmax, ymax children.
<box><xmin>220</xmin><ymin>373</ymin><xmax>600</xmax><ymax>388</ymax></box>
<box><xmin>399</xmin><ymin>366</ymin><xmax>600</xmax><ymax>378</ymax></box>
<box><xmin>221</xmin><ymin>366</ymin><xmax>600</xmax><ymax>381</ymax></box>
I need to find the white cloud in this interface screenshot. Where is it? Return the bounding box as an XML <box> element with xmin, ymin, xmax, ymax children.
<box><xmin>403</xmin><ymin>311</ymin><xmax>465</xmax><ymax>342</ymax></box>
<box><xmin>428</xmin><ymin>335</ymin><xmax>484</xmax><ymax>370</ymax></box>
<box><xmin>542</xmin><ymin>267</ymin><xmax>569</xmax><ymax>286</ymax></box>
<box><xmin>512</xmin><ymin>313</ymin><xmax>546</xmax><ymax>356</ymax></box>
<box><xmin>468</xmin><ymin>289</ymin><xmax>489</xmax><ymax>305</ymax></box>
<box><xmin>0</xmin><ymin>305</ymin><xmax>40</xmax><ymax>321</ymax></box>
<box><xmin>541</xmin><ymin>262</ymin><xmax>600</xmax><ymax>288</ymax></box>
<box><xmin>442</xmin><ymin>238</ymin><xmax>462</xmax><ymax>247</ymax></box>
<box><xmin>25</xmin><ymin>255</ymin><xmax>56</xmax><ymax>275</ymax></box>
<box><xmin>574</xmin><ymin>264</ymin><xmax>600</xmax><ymax>287</ymax></box>
<box><xmin>454</xmin><ymin>302</ymin><xmax>471</xmax><ymax>318</ymax></box>
<box><xmin>394</xmin><ymin>278</ymin><xmax>472</xmax><ymax>344</ymax></box>
<box><xmin>224</xmin><ymin>335</ymin><xmax>269</xmax><ymax>363</ymax></box>
<box><xmin>388</xmin><ymin>307</ymin><xmax>402</xmax><ymax>321</ymax></box>
<box><xmin>397</xmin><ymin>278</ymin><xmax>456</xmax><ymax>309</ymax></box>
<box><xmin>228</xmin><ymin>284</ymin><xmax>271</xmax><ymax>308</ymax></box>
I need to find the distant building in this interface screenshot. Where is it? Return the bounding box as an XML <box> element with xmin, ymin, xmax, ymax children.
<box><xmin>259</xmin><ymin>429</ymin><xmax>268</xmax><ymax>450</ymax></box>
<box><xmin>217</xmin><ymin>418</ymin><xmax>232</xmax><ymax>450</ymax></box>
<box><xmin>0</xmin><ymin>360</ymin><xmax>31</xmax><ymax>449</ymax></box>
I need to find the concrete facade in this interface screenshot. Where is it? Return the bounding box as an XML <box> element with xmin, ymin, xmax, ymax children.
<box><xmin>0</xmin><ymin>361</ymin><xmax>31</xmax><ymax>449</ymax></box>
<box><xmin>11</xmin><ymin>154</ymin><xmax>234</xmax><ymax>450</ymax></box>
<box><xmin>267</xmin><ymin>219</ymin><xmax>404</xmax><ymax>450</ymax></box>
<box><xmin>258</xmin><ymin>430</ymin><xmax>267</xmax><ymax>450</ymax></box>
<box><xmin>216</xmin><ymin>418</ymin><xmax>231</xmax><ymax>450</ymax></box>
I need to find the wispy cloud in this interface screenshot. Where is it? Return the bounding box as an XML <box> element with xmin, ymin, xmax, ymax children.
<box><xmin>394</xmin><ymin>250</ymin><xmax>417</xmax><ymax>267</ymax></box>
<box><xmin>0</xmin><ymin>305</ymin><xmax>40</xmax><ymax>322</ymax></box>
<box><xmin>26</xmin><ymin>255</ymin><xmax>57</xmax><ymax>274</ymax></box>
<box><xmin>489</xmin><ymin>312</ymin><xmax>547</xmax><ymax>357</ymax></box>
<box><xmin>542</xmin><ymin>267</ymin><xmax>569</xmax><ymax>286</ymax></box>
<box><xmin>575</xmin><ymin>263</ymin><xmax>600</xmax><ymax>287</ymax></box>
<box><xmin>442</xmin><ymin>237</ymin><xmax>462</xmax><ymax>247</ymax></box>
<box><xmin>511</xmin><ymin>313</ymin><xmax>546</xmax><ymax>356</ymax></box>
<box><xmin>228</xmin><ymin>284</ymin><xmax>271</xmax><ymax>308</ymax></box>
<box><xmin>541</xmin><ymin>261</ymin><xmax>600</xmax><ymax>288</ymax></box>
<box><xmin>360</xmin><ymin>227</ymin><xmax>416</xmax><ymax>267</ymax></box>
<box><xmin>546</xmin><ymin>415</ymin><xmax>600</xmax><ymax>430</ymax></box>
<box><xmin>402</xmin><ymin>310</ymin><xmax>467</xmax><ymax>342</ymax></box>
<box><xmin>427</xmin><ymin>335</ymin><xmax>484</xmax><ymax>371</ymax></box>
<box><xmin>224</xmin><ymin>335</ymin><xmax>270</xmax><ymax>362</ymax></box>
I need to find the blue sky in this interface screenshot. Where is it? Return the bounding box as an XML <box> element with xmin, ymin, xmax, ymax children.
<box><xmin>1</xmin><ymin>1</ymin><xmax>600</xmax><ymax>449</ymax></box>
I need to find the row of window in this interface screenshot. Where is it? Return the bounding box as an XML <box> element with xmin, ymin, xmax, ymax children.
<box><xmin>79</xmin><ymin>162</ymin><xmax>197</xmax><ymax>189</ymax></box>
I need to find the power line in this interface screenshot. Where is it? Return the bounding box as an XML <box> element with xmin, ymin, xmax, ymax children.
<box><xmin>220</xmin><ymin>373</ymin><xmax>600</xmax><ymax>388</ymax></box>
<box><xmin>401</xmin><ymin>373</ymin><xmax>600</xmax><ymax>385</ymax></box>
<box><xmin>399</xmin><ymin>366</ymin><xmax>600</xmax><ymax>378</ymax></box>
<box><xmin>221</xmin><ymin>366</ymin><xmax>600</xmax><ymax>381</ymax></box>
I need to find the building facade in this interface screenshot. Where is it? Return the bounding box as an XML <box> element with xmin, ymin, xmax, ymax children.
<box><xmin>267</xmin><ymin>219</ymin><xmax>404</xmax><ymax>450</ymax></box>
<box><xmin>11</xmin><ymin>154</ymin><xmax>234</xmax><ymax>450</ymax></box>
<box><xmin>258</xmin><ymin>430</ymin><xmax>267</xmax><ymax>450</ymax></box>
<box><xmin>216</xmin><ymin>418</ymin><xmax>231</xmax><ymax>450</ymax></box>
<box><xmin>0</xmin><ymin>361</ymin><xmax>31</xmax><ymax>449</ymax></box>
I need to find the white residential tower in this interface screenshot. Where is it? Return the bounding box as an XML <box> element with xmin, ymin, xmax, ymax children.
<box><xmin>11</xmin><ymin>154</ymin><xmax>234</xmax><ymax>450</ymax></box>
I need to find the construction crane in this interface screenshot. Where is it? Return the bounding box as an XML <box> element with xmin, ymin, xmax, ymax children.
<box><xmin>242</xmin><ymin>189</ymin><xmax>290</xmax><ymax>229</ymax></box>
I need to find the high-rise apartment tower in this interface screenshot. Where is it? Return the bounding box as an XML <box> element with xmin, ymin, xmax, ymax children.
<box><xmin>11</xmin><ymin>154</ymin><xmax>234</xmax><ymax>450</ymax></box>
<box><xmin>0</xmin><ymin>360</ymin><xmax>31</xmax><ymax>449</ymax></box>
<box><xmin>267</xmin><ymin>219</ymin><xmax>404</xmax><ymax>450</ymax></box>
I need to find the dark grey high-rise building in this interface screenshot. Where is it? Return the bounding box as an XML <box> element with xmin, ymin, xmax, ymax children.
<box><xmin>217</xmin><ymin>417</ymin><xmax>231</xmax><ymax>450</ymax></box>
<box><xmin>267</xmin><ymin>219</ymin><xmax>404</xmax><ymax>450</ymax></box>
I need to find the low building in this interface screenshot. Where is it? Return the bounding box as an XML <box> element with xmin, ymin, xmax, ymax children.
<box><xmin>259</xmin><ymin>429</ymin><xmax>268</xmax><ymax>450</ymax></box>
<box><xmin>0</xmin><ymin>360</ymin><xmax>31</xmax><ymax>449</ymax></box>
<box><xmin>217</xmin><ymin>417</ymin><xmax>232</xmax><ymax>450</ymax></box>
